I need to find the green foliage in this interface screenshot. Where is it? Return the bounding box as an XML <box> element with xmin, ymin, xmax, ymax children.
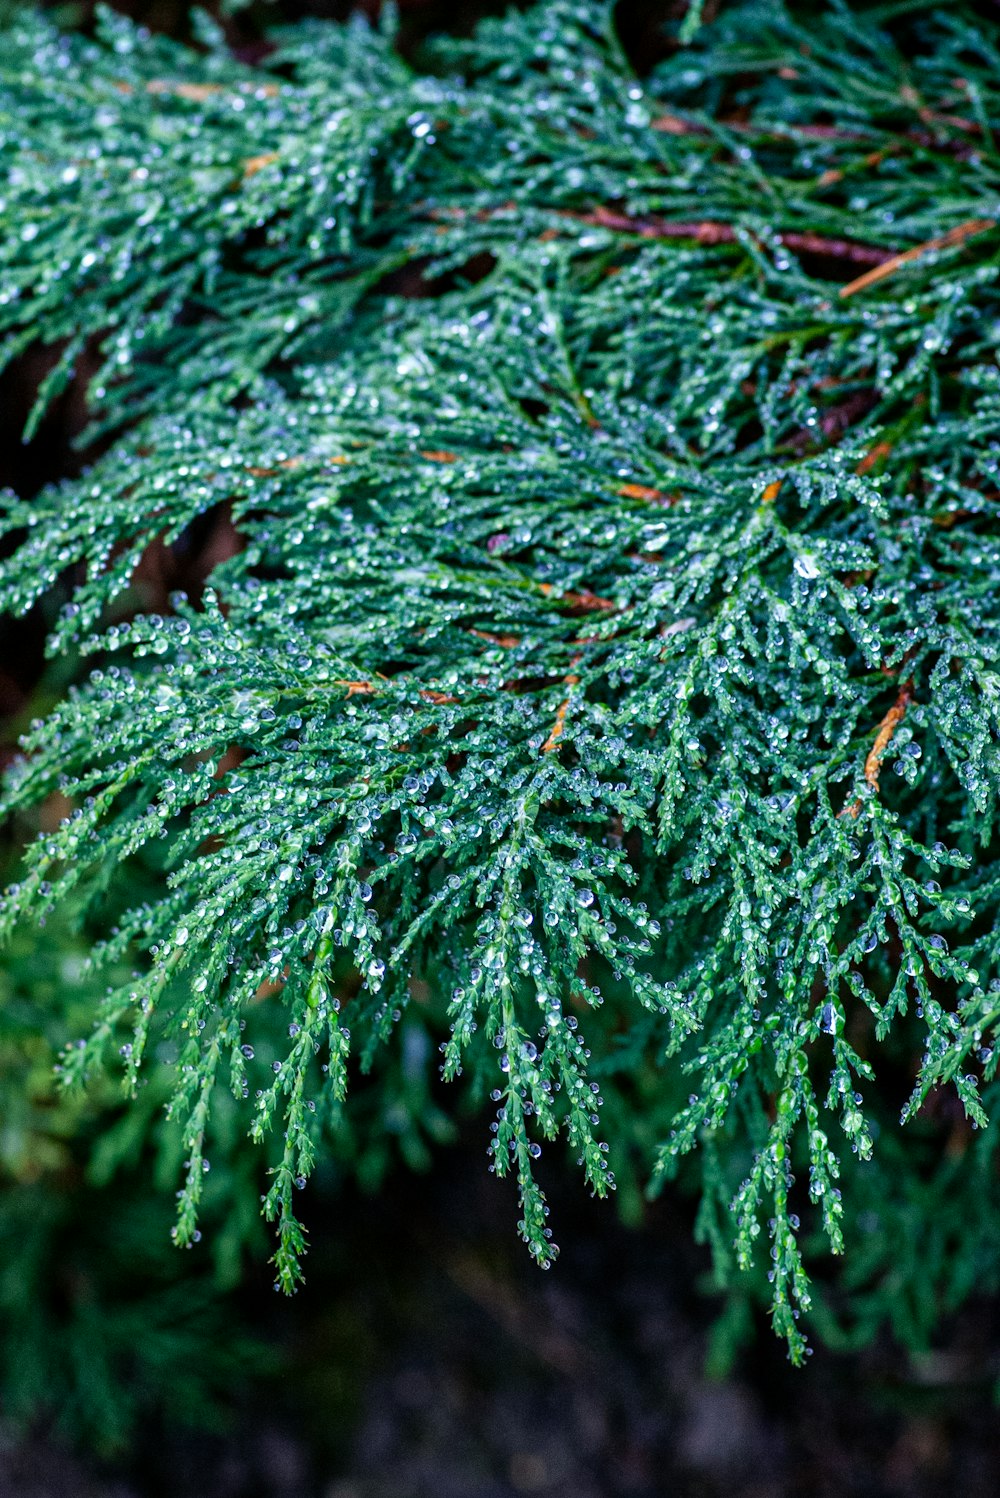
<box><xmin>2</xmin><ymin>0</ymin><xmax>1000</xmax><ymax>1363</ymax></box>
<box><xmin>0</xmin><ymin>893</ymin><xmax>271</xmax><ymax>1450</ymax></box>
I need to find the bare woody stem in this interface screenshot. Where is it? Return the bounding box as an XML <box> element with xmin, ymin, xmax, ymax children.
<box><xmin>578</xmin><ymin>207</ymin><xmax>895</xmax><ymax>268</ymax></box>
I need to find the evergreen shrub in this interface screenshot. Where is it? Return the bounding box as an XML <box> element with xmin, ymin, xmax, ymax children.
<box><xmin>3</xmin><ymin>0</ymin><xmax>1000</xmax><ymax>1364</ymax></box>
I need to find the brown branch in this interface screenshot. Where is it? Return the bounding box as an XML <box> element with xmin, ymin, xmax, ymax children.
<box><xmin>539</xmin><ymin>582</ymin><xmax>616</xmax><ymax>614</ymax></box>
<box><xmin>652</xmin><ymin>107</ymin><xmax>979</xmax><ymax>156</ymax></box>
<box><xmin>579</xmin><ymin>206</ymin><xmax>893</xmax><ymax>269</ymax></box>
<box><xmin>114</xmin><ymin>78</ymin><xmax>280</xmax><ymax>102</ymax></box>
<box><xmin>426</xmin><ymin>203</ymin><xmax>894</xmax><ymax>269</ymax></box>
<box><xmin>649</xmin><ymin>112</ymin><xmax>702</xmax><ymax>137</ymax></box>
<box><xmin>469</xmin><ymin>628</ymin><xmax>521</xmax><ymax>648</ymax></box>
<box><xmin>650</xmin><ymin>114</ymin><xmax>873</xmax><ymax>145</ymax></box>
<box><xmin>245</xmin><ymin>455</ymin><xmax>349</xmax><ymax>478</ymax></box>
<box><xmin>146</xmin><ymin>78</ymin><xmax>279</xmax><ymax>101</ymax></box>
<box><xmin>919</xmin><ymin>109</ymin><xmax>979</xmax><ymax>135</ymax></box>
<box><xmin>434</xmin><ymin>202</ymin><xmax>991</xmax><ymax>290</ymax></box>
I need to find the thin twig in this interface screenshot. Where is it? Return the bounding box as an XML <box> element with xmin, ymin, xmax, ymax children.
<box><xmin>243</xmin><ymin>151</ymin><xmax>280</xmax><ymax>178</ymax></box>
<box><xmin>333</xmin><ymin>677</ymin><xmax>456</xmax><ymax>705</ymax></box>
<box><xmin>856</xmin><ymin>440</ymin><xmax>893</xmax><ymax>475</ymax></box>
<box><xmin>840</xmin><ymin>678</ymin><xmax>914</xmax><ymax>818</ymax></box>
<box><xmin>427</xmin><ymin>203</ymin><xmax>895</xmax><ymax>269</ymax></box>
<box><xmin>539</xmin><ymin>582</ymin><xmax>616</xmax><ymax>614</ymax></box>
<box><xmin>839</xmin><ymin>218</ymin><xmax>995</xmax><ymax>298</ymax></box>
<box><xmin>863</xmin><ymin>679</ymin><xmax>914</xmax><ymax>792</ymax></box>
<box><xmin>580</xmin><ymin>206</ymin><xmax>894</xmax><ymax>269</ymax></box>
<box><xmin>114</xmin><ymin>78</ymin><xmax>280</xmax><ymax>101</ymax></box>
<box><xmin>542</xmin><ymin>660</ymin><xmax>581</xmax><ymax>754</ymax></box>
<box><xmin>617</xmin><ymin>481</ymin><xmax>677</xmax><ymax>503</ymax></box>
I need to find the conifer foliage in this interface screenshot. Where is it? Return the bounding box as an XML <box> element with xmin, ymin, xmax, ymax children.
<box><xmin>2</xmin><ymin>0</ymin><xmax>1000</xmax><ymax>1360</ymax></box>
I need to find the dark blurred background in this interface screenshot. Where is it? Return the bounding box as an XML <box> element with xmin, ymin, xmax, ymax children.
<box><xmin>3</xmin><ymin>2</ymin><xmax>1000</xmax><ymax>1494</ymax></box>
<box><xmin>7</xmin><ymin>1137</ymin><xmax>1000</xmax><ymax>1498</ymax></box>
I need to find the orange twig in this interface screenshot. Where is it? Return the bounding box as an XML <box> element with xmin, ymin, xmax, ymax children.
<box><xmin>542</xmin><ymin>671</ymin><xmax>580</xmax><ymax>754</ymax></box>
<box><xmin>917</xmin><ymin>107</ymin><xmax>980</xmax><ymax>136</ymax></box>
<box><xmin>839</xmin><ymin>678</ymin><xmax>914</xmax><ymax>817</ymax></box>
<box><xmin>863</xmin><ymin>679</ymin><xmax>914</xmax><ymax>792</ymax></box>
<box><xmin>469</xmin><ymin>628</ymin><xmax>521</xmax><ymax>648</ymax></box>
<box><xmin>145</xmin><ymin>79</ymin><xmax>280</xmax><ymax>101</ymax></box>
<box><xmin>245</xmin><ymin>455</ymin><xmax>349</xmax><ymax>478</ymax></box>
<box><xmin>856</xmin><ymin>440</ymin><xmax>893</xmax><ymax>475</ymax></box>
<box><xmin>243</xmin><ymin>151</ymin><xmax>280</xmax><ymax>178</ymax></box>
<box><xmin>818</xmin><ymin>148</ymin><xmax>890</xmax><ymax>189</ymax></box>
<box><xmin>247</xmin><ymin>458</ymin><xmax>304</xmax><ymax>478</ymax></box>
<box><xmin>334</xmin><ymin>678</ymin><xmax>455</xmax><ymax>705</ymax></box>
<box><xmin>617</xmin><ymin>482</ymin><xmax>676</xmax><ymax>504</ymax></box>
<box><xmin>650</xmin><ymin>112</ymin><xmax>700</xmax><ymax>136</ymax></box>
<box><xmin>839</xmin><ymin>218</ymin><xmax>995</xmax><ymax>298</ymax></box>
